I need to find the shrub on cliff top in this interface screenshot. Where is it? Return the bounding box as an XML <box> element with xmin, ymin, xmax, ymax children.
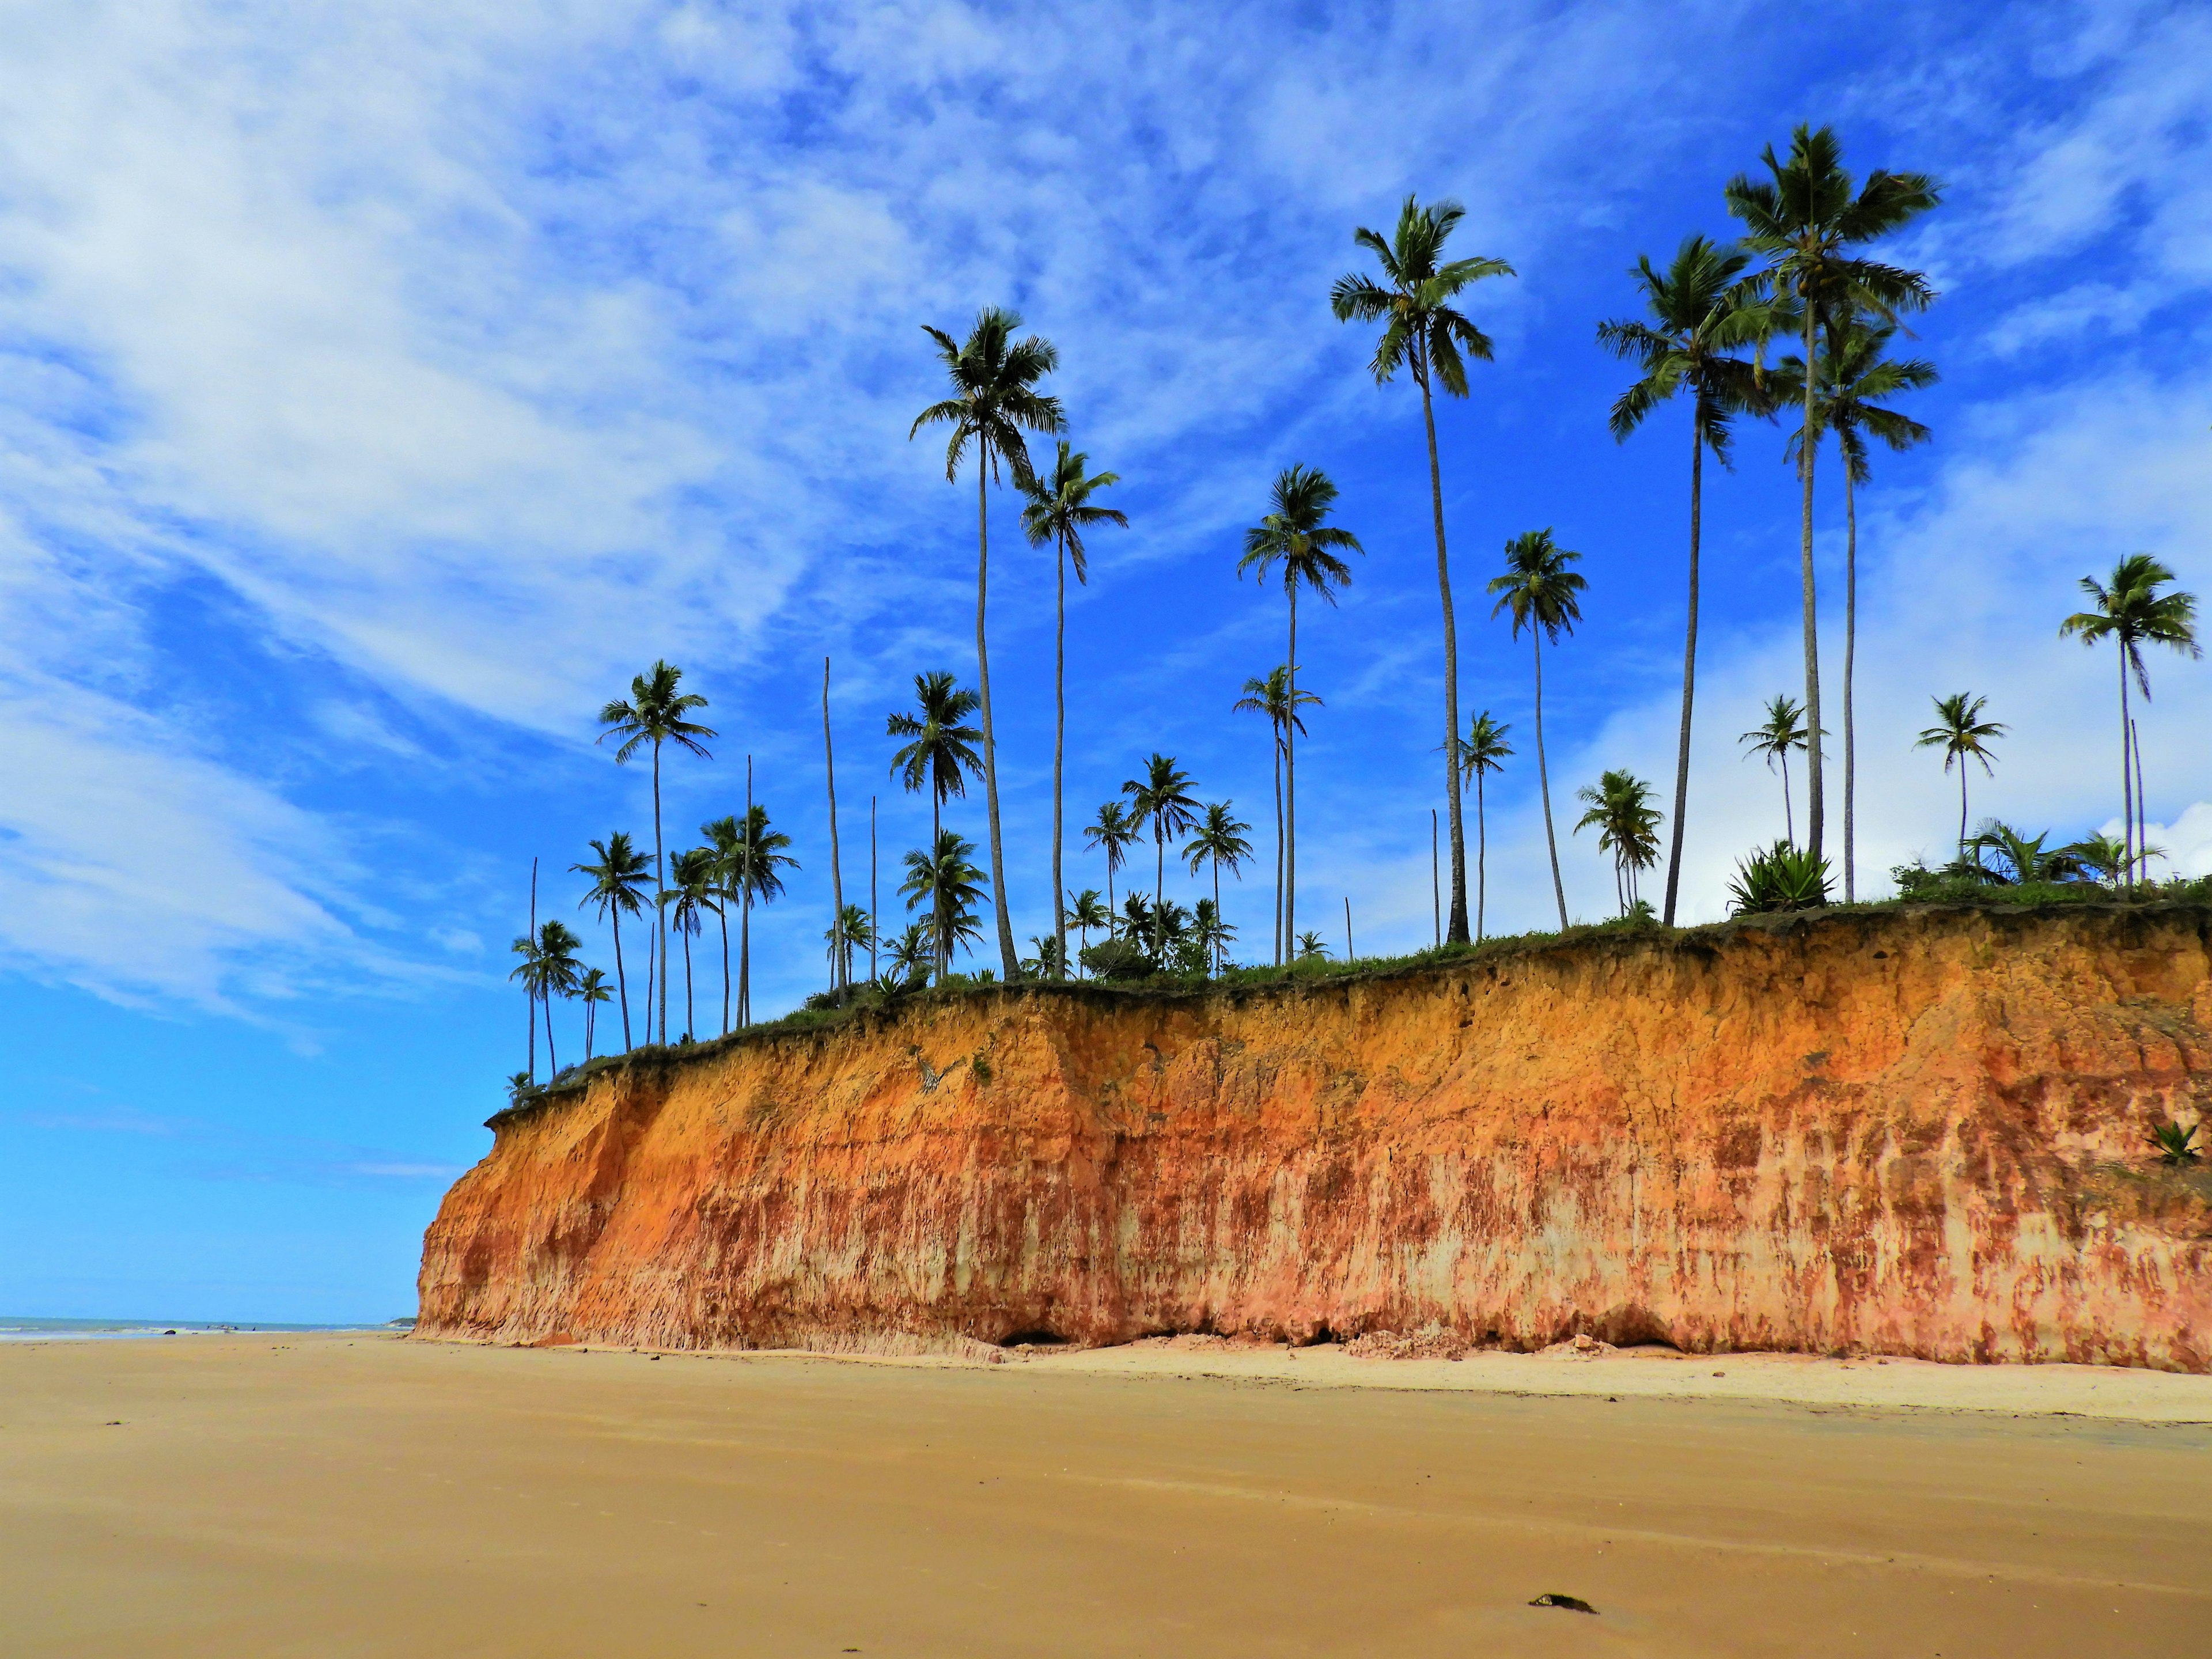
<box><xmin>1726</xmin><ymin>841</ymin><xmax>1832</xmax><ymax>915</ymax></box>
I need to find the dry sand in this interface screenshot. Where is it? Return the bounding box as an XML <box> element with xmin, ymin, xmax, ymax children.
<box><xmin>2</xmin><ymin>1333</ymin><xmax>2209</xmax><ymax>1657</ymax></box>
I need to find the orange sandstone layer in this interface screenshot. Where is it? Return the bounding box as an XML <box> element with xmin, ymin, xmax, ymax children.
<box><xmin>417</xmin><ymin>906</ymin><xmax>2212</xmax><ymax>1369</ymax></box>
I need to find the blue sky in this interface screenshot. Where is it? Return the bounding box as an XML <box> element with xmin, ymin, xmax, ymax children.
<box><xmin>2</xmin><ymin>0</ymin><xmax>2208</xmax><ymax>1321</ymax></box>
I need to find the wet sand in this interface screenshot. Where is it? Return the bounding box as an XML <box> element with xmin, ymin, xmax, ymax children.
<box><xmin>2</xmin><ymin>1334</ymin><xmax>2208</xmax><ymax>1657</ymax></box>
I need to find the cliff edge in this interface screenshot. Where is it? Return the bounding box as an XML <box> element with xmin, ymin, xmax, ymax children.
<box><xmin>417</xmin><ymin>905</ymin><xmax>2212</xmax><ymax>1369</ymax></box>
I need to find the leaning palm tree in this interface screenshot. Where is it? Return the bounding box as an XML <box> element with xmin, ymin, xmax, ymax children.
<box><xmin>661</xmin><ymin>846</ymin><xmax>720</xmax><ymax>1041</ymax></box>
<box><xmin>899</xmin><ymin>829</ymin><xmax>990</xmax><ymax>971</ymax></box>
<box><xmin>1728</xmin><ymin>124</ymin><xmax>1940</xmax><ymax>870</ymax></box>
<box><xmin>1019</xmin><ymin>441</ymin><xmax>1127</xmax><ymax>979</ymax></box>
<box><xmin>1574</xmin><ymin>770</ymin><xmax>1662</xmax><ymax>916</ymax></box>
<box><xmin>1066</xmin><ymin>888</ymin><xmax>1110</xmax><ymax>976</ymax></box>
<box><xmin>1596</xmin><ymin>233</ymin><xmax>1774</xmax><ymax>925</ymax></box>
<box><xmin>1487</xmin><ymin>530</ymin><xmax>1586</xmax><ymax>929</ymax></box>
<box><xmin>886</xmin><ymin>671</ymin><xmax>984</xmax><ymax>867</ymax></box>
<box><xmin>597</xmin><ymin>661</ymin><xmax>715</xmax><ymax>1046</ymax></box>
<box><xmin>1773</xmin><ymin>317</ymin><xmax>1936</xmax><ymax>900</ymax></box>
<box><xmin>1452</xmin><ymin>711</ymin><xmax>1512</xmax><ymax>941</ymax></box>
<box><xmin>910</xmin><ymin>307</ymin><xmax>1066</xmax><ymax>977</ymax></box>
<box><xmin>1124</xmin><ymin>753</ymin><xmax>1203</xmax><ymax>961</ymax></box>
<box><xmin>2060</xmin><ymin>555</ymin><xmax>2200</xmax><ymax>893</ymax></box>
<box><xmin>1238</xmin><ymin>465</ymin><xmax>1362</xmax><ymax>953</ymax></box>
<box><xmin>575</xmin><ymin>967</ymin><xmax>611</xmax><ymax>1062</ymax></box>
<box><xmin>1738</xmin><ymin>695</ymin><xmax>1813</xmax><ymax>844</ymax></box>
<box><xmin>1083</xmin><ymin>801</ymin><xmax>1141</xmax><ymax>929</ymax></box>
<box><xmin>1183</xmin><ymin>802</ymin><xmax>1253</xmax><ymax>974</ymax></box>
<box><xmin>727</xmin><ymin>804</ymin><xmax>797</xmax><ymax>1025</ymax></box>
<box><xmin>571</xmin><ymin>831</ymin><xmax>652</xmax><ymax>1050</ymax></box>
<box><xmin>1915</xmin><ymin>693</ymin><xmax>2006</xmax><ymax>859</ymax></box>
<box><xmin>1330</xmin><ymin>195</ymin><xmax>1513</xmax><ymax>945</ymax></box>
<box><xmin>1232</xmin><ymin>666</ymin><xmax>1320</xmax><ymax>965</ymax></box>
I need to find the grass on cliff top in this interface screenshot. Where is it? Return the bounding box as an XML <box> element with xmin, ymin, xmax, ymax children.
<box><xmin>502</xmin><ymin>878</ymin><xmax>2212</xmax><ymax>1113</ymax></box>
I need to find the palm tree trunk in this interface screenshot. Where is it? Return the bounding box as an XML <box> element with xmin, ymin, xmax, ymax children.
<box><xmin>1782</xmin><ymin>756</ymin><xmax>1794</xmax><ymax>846</ymax></box>
<box><xmin>718</xmin><ymin>905</ymin><xmax>731</xmax><ymax>1036</ymax></box>
<box><xmin>740</xmin><ymin>756</ymin><xmax>753</xmax><ymax>1026</ymax></box>
<box><xmin>1212</xmin><ymin>858</ymin><xmax>1222</xmax><ymax>974</ymax></box>
<box><xmin>931</xmin><ymin>795</ymin><xmax>946</xmax><ymax>980</ymax></box>
<box><xmin>2133</xmin><ymin>714</ymin><xmax>2149</xmax><ymax>887</ymax></box>
<box><xmin>974</xmin><ymin>464</ymin><xmax>1018</xmax><ymax>977</ymax></box>
<box><xmin>2119</xmin><ymin>652</ymin><xmax>2134</xmax><ymax>895</ymax></box>
<box><xmin>1843</xmin><ymin>461</ymin><xmax>1859</xmax><ymax>903</ymax></box>
<box><xmin>585</xmin><ymin>1003</ymin><xmax>594</xmax><ymax>1064</ymax></box>
<box><xmin>527</xmin><ymin>862</ymin><xmax>538</xmax><ymax>1080</ymax></box>
<box><xmin>1052</xmin><ymin>531</ymin><xmax>1068</xmax><ymax>980</ymax></box>
<box><xmin>652</xmin><ymin>740</ymin><xmax>668</xmax><ymax>1046</ymax></box>
<box><xmin>1476</xmin><ymin>771</ymin><xmax>1487</xmax><ymax>943</ymax></box>
<box><xmin>1798</xmin><ymin>305</ymin><xmax>1825</xmax><ymax>868</ymax></box>
<box><xmin>612</xmin><ymin>910</ymin><xmax>630</xmax><ymax>1052</ymax></box>
<box><xmin>823</xmin><ymin>656</ymin><xmax>846</xmax><ymax>995</ymax></box>
<box><xmin>1535</xmin><ymin>630</ymin><xmax>1567</xmax><ymax>929</ymax></box>
<box><xmin>1152</xmin><ymin>828</ymin><xmax>1165</xmax><ymax>960</ymax></box>
<box><xmin>683</xmin><ymin>930</ymin><xmax>694</xmax><ymax>1039</ymax></box>
<box><xmin>1286</xmin><ymin>588</ymin><xmax>1299</xmax><ymax>951</ymax></box>
<box><xmin>1420</xmin><ymin>370</ymin><xmax>1471</xmax><ymax>944</ymax></box>
<box><xmin>870</xmin><ymin>796</ymin><xmax>879</xmax><ymax>986</ymax></box>
<box><xmin>1271</xmin><ymin>736</ymin><xmax>1283</xmax><ymax>965</ymax></box>
<box><xmin>1957</xmin><ymin>767</ymin><xmax>1968</xmax><ymax>859</ymax></box>
<box><xmin>1662</xmin><ymin>407</ymin><xmax>1703</xmax><ymax>927</ymax></box>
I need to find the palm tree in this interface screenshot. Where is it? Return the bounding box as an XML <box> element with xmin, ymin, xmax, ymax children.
<box><xmin>1574</xmin><ymin>770</ymin><xmax>1663</xmax><ymax>916</ymax></box>
<box><xmin>727</xmin><ymin>804</ymin><xmax>797</xmax><ymax>1026</ymax></box>
<box><xmin>911</xmin><ymin>307</ymin><xmax>1067</xmax><ymax>978</ymax></box>
<box><xmin>508</xmin><ymin>931</ymin><xmax>544</xmax><ymax>1080</ymax></box>
<box><xmin>1118</xmin><ymin>889</ymin><xmax>1158</xmax><ymax>950</ymax></box>
<box><xmin>2061</xmin><ymin>555</ymin><xmax>2200</xmax><ymax>893</ymax></box>
<box><xmin>1124</xmin><ymin>753</ymin><xmax>1203</xmax><ymax>960</ymax></box>
<box><xmin>1728</xmin><ymin>125</ymin><xmax>1941</xmax><ymax>870</ymax></box>
<box><xmin>1487</xmin><ymin>529</ymin><xmax>1586</xmax><ymax>930</ymax></box>
<box><xmin>2061</xmin><ymin>829</ymin><xmax>2162</xmax><ymax>889</ymax></box>
<box><xmin>1451</xmin><ymin>711</ymin><xmax>1512</xmax><ymax>941</ymax></box>
<box><xmin>1232</xmin><ymin>667</ymin><xmax>1320</xmax><ymax>965</ymax></box>
<box><xmin>1191</xmin><ymin>899</ymin><xmax>1234</xmax><ymax>975</ymax></box>
<box><xmin>576</xmin><ymin>967</ymin><xmax>611</xmax><ymax>1062</ymax></box>
<box><xmin>885</xmin><ymin>921</ymin><xmax>934</xmax><ymax>987</ymax></box>
<box><xmin>700</xmin><ymin>815</ymin><xmax>745</xmax><ymax>1034</ymax></box>
<box><xmin>1083</xmin><ymin>801</ymin><xmax>1141</xmax><ymax>929</ymax></box>
<box><xmin>1916</xmin><ymin>693</ymin><xmax>2007</xmax><ymax>859</ymax></box>
<box><xmin>1239</xmin><ymin>465</ymin><xmax>1362</xmax><ymax>953</ymax></box>
<box><xmin>597</xmin><ymin>661</ymin><xmax>715</xmax><ymax>1046</ymax></box>
<box><xmin>1020</xmin><ymin>441</ymin><xmax>1127</xmax><ymax>980</ymax></box>
<box><xmin>1738</xmin><ymin>695</ymin><xmax>1813</xmax><ymax>844</ymax></box>
<box><xmin>571</xmin><ymin>831</ymin><xmax>652</xmax><ymax>1050</ymax></box>
<box><xmin>1183</xmin><ymin>802</ymin><xmax>1253</xmax><ymax>973</ymax></box>
<box><xmin>900</xmin><ymin>829</ymin><xmax>989</xmax><ymax>970</ymax></box>
<box><xmin>1772</xmin><ymin>317</ymin><xmax>1936</xmax><ymax>900</ymax></box>
<box><xmin>1596</xmin><ymin>233</ymin><xmax>1774</xmax><ymax>925</ymax></box>
<box><xmin>1331</xmin><ymin>195</ymin><xmax>1513</xmax><ymax>945</ymax></box>
<box><xmin>1294</xmin><ymin>930</ymin><xmax>1328</xmax><ymax>961</ymax></box>
<box><xmin>824</xmin><ymin>903</ymin><xmax>874</xmax><ymax>990</ymax></box>
<box><xmin>1067</xmin><ymin>888</ymin><xmax>1109</xmax><ymax>976</ymax></box>
<box><xmin>661</xmin><ymin>847</ymin><xmax>719</xmax><ymax>1041</ymax></box>
<box><xmin>512</xmin><ymin>919</ymin><xmax>581</xmax><ymax>1076</ymax></box>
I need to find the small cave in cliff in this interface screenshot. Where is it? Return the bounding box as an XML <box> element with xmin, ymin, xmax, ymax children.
<box><xmin>998</xmin><ymin>1329</ymin><xmax>1069</xmax><ymax>1348</ymax></box>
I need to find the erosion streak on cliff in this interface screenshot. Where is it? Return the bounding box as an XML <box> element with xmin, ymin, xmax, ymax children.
<box><xmin>418</xmin><ymin>907</ymin><xmax>2212</xmax><ymax>1369</ymax></box>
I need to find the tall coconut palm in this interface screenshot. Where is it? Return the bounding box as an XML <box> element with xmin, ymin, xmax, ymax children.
<box><xmin>1232</xmin><ymin>667</ymin><xmax>1320</xmax><ymax>965</ymax></box>
<box><xmin>727</xmin><ymin>804</ymin><xmax>797</xmax><ymax>1026</ymax></box>
<box><xmin>1083</xmin><ymin>801</ymin><xmax>1140</xmax><ymax>930</ymax></box>
<box><xmin>910</xmin><ymin>307</ymin><xmax>1066</xmax><ymax>977</ymax></box>
<box><xmin>1183</xmin><ymin>801</ymin><xmax>1253</xmax><ymax>973</ymax></box>
<box><xmin>1728</xmin><ymin>125</ymin><xmax>1940</xmax><ymax>870</ymax></box>
<box><xmin>597</xmin><ymin>661</ymin><xmax>715</xmax><ymax>1046</ymax></box>
<box><xmin>885</xmin><ymin>671</ymin><xmax>984</xmax><ymax>972</ymax></box>
<box><xmin>1123</xmin><ymin>753</ymin><xmax>1202</xmax><ymax>961</ymax></box>
<box><xmin>700</xmin><ymin>815</ymin><xmax>744</xmax><ymax>1034</ymax></box>
<box><xmin>1574</xmin><ymin>770</ymin><xmax>1663</xmax><ymax>915</ymax></box>
<box><xmin>1739</xmin><ymin>695</ymin><xmax>1814</xmax><ymax>844</ymax></box>
<box><xmin>1915</xmin><ymin>693</ymin><xmax>2006</xmax><ymax>859</ymax></box>
<box><xmin>661</xmin><ymin>846</ymin><xmax>719</xmax><ymax>1041</ymax></box>
<box><xmin>1452</xmin><ymin>711</ymin><xmax>1512</xmax><ymax>941</ymax></box>
<box><xmin>1019</xmin><ymin>441</ymin><xmax>1127</xmax><ymax>980</ymax></box>
<box><xmin>510</xmin><ymin>919</ymin><xmax>581</xmax><ymax>1077</ymax></box>
<box><xmin>1066</xmin><ymin>888</ymin><xmax>1109</xmax><ymax>975</ymax></box>
<box><xmin>1487</xmin><ymin>530</ymin><xmax>1586</xmax><ymax>930</ymax></box>
<box><xmin>1773</xmin><ymin>317</ymin><xmax>1936</xmax><ymax>900</ymax></box>
<box><xmin>1238</xmin><ymin>465</ymin><xmax>1362</xmax><ymax>953</ymax></box>
<box><xmin>900</xmin><ymin>829</ymin><xmax>989</xmax><ymax>970</ymax></box>
<box><xmin>575</xmin><ymin>967</ymin><xmax>611</xmax><ymax>1062</ymax></box>
<box><xmin>1596</xmin><ymin>233</ymin><xmax>1774</xmax><ymax>925</ymax></box>
<box><xmin>1330</xmin><ymin>195</ymin><xmax>1513</xmax><ymax>945</ymax></box>
<box><xmin>2060</xmin><ymin>555</ymin><xmax>2200</xmax><ymax>893</ymax></box>
<box><xmin>571</xmin><ymin>831</ymin><xmax>652</xmax><ymax>1051</ymax></box>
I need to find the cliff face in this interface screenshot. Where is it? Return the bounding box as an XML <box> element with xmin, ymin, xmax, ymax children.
<box><xmin>418</xmin><ymin>906</ymin><xmax>2212</xmax><ymax>1369</ymax></box>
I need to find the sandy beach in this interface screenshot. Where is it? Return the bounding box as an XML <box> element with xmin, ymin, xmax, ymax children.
<box><xmin>3</xmin><ymin>1334</ymin><xmax>2208</xmax><ymax>1657</ymax></box>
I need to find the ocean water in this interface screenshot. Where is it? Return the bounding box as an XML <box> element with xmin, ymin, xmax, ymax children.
<box><xmin>0</xmin><ymin>1316</ymin><xmax>408</xmax><ymax>1342</ymax></box>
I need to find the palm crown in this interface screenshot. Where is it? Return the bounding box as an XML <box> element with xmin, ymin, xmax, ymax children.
<box><xmin>1487</xmin><ymin>529</ymin><xmax>1586</xmax><ymax>639</ymax></box>
<box><xmin>886</xmin><ymin>672</ymin><xmax>984</xmax><ymax>813</ymax></box>
<box><xmin>1596</xmin><ymin>232</ymin><xmax>1774</xmax><ymax>460</ymax></box>
<box><xmin>597</xmin><ymin>660</ymin><xmax>715</xmax><ymax>764</ymax></box>
<box><xmin>2061</xmin><ymin>555</ymin><xmax>2201</xmax><ymax>695</ymax></box>
<box><xmin>1018</xmin><ymin>442</ymin><xmax>1126</xmax><ymax>580</ymax></box>
<box><xmin>573</xmin><ymin>833</ymin><xmax>651</xmax><ymax>921</ymax></box>
<box><xmin>1740</xmin><ymin>695</ymin><xmax>1813</xmax><ymax>771</ymax></box>
<box><xmin>1084</xmin><ymin>801</ymin><xmax>1139</xmax><ymax>879</ymax></box>
<box><xmin>1916</xmin><ymin>693</ymin><xmax>2005</xmax><ymax>777</ymax></box>
<box><xmin>1774</xmin><ymin>318</ymin><xmax>1937</xmax><ymax>481</ymax></box>
<box><xmin>910</xmin><ymin>306</ymin><xmax>1066</xmax><ymax>488</ymax></box>
<box><xmin>1238</xmin><ymin>464</ymin><xmax>1363</xmax><ymax>600</ymax></box>
<box><xmin>1329</xmin><ymin>195</ymin><xmax>1513</xmax><ymax>395</ymax></box>
<box><xmin>1453</xmin><ymin>711</ymin><xmax>1512</xmax><ymax>791</ymax></box>
<box><xmin>1126</xmin><ymin>754</ymin><xmax>1202</xmax><ymax>847</ymax></box>
<box><xmin>722</xmin><ymin>806</ymin><xmax>797</xmax><ymax>903</ymax></box>
<box><xmin>1183</xmin><ymin>801</ymin><xmax>1252</xmax><ymax>878</ymax></box>
<box><xmin>1725</xmin><ymin>125</ymin><xmax>1940</xmax><ymax>334</ymax></box>
<box><xmin>1233</xmin><ymin>666</ymin><xmax>1321</xmax><ymax>743</ymax></box>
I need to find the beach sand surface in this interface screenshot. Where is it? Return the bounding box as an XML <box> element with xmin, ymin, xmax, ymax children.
<box><xmin>2</xmin><ymin>1332</ymin><xmax>2208</xmax><ymax>1657</ymax></box>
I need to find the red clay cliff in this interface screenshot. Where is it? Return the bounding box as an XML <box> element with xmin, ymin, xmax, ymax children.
<box><xmin>417</xmin><ymin>905</ymin><xmax>2212</xmax><ymax>1369</ymax></box>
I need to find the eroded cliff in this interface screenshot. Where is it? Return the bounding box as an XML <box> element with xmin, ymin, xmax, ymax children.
<box><xmin>418</xmin><ymin>906</ymin><xmax>2212</xmax><ymax>1369</ymax></box>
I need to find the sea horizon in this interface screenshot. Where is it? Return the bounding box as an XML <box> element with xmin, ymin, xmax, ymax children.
<box><xmin>0</xmin><ymin>1315</ymin><xmax>412</xmax><ymax>1342</ymax></box>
